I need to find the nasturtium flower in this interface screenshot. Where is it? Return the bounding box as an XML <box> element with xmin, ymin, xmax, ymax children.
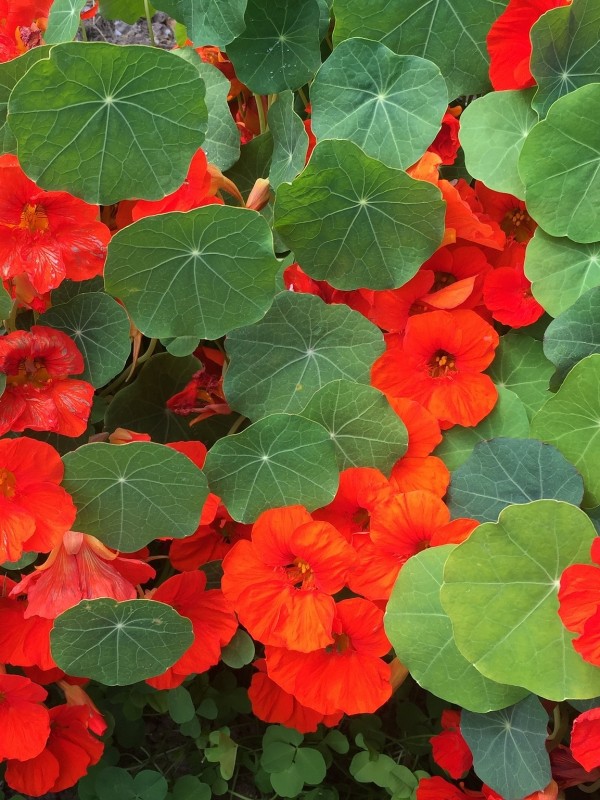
<box><xmin>57</xmin><ymin>681</ymin><xmax>107</xmax><ymax>737</ymax></box>
<box><xmin>372</xmin><ymin>309</ymin><xmax>499</xmax><ymax>428</ymax></box>
<box><xmin>569</xmin><ymin>708</ymin><xmax>600</xmax><ymax>772</ymax></box>
<box><xmin>0</xmin><ymin>326</ymin><xmax>94</xmax><ymax>436</ymax></box>
<box><xmin>265</xmin><ymin>598</ymin><xmax>392</xmax><ymax>716</ymax></box>
<box><xmin>0</xmin><ymin>578</ymin><xmax>55</xmax><ymax>671</ymax></box>
<box><xmin>428</xmin><ymin>106</ymin><xmax>461</xmax><ymax>166</ymax></box>
<box><xmin>551</xmin><ymin>743</ymin><xmax>600</xmax><ymax>789</ymax></box>
<box><xmin>167</xmin><ymin>346</ymin><xmax>231</xmax><ymax>425</ymax></box>
<box><xmin>558</xmin><ymin>538</ymin><xmax>600</xmax><ymax>667</ymax></box>
<box><xmin>222</xmin><ymin>506</ymin><xmax>356</xmax><ymax>652</ymax></box>
<box><xmin>0</xmin><ymin>673</ymin><xmax>50</xmax><ymax>762</ymax></box>
<box><xmin>0</xmin><ymin>437</ymin><xmax>76</xmax><ymax>563</ymax></box>
<box><xmin>416</xmin><ymin>776</ymin><xmax>476</xmax><ymax>800</ymax></box>
<box><xmin>483</xmin><ymin>251</ymin><xmax>544</xmax><ymax>328</ymax></box>
<box><xmin>475</xmin><ymin>183</ymin><xmax>537</xmax><ymax>245</ymax></box>
<box><xmin>4</xmin><ymin>704</ymin><xmax>103</xmax><ymax>796</ymax></box>
<box><xmin>430</xmin><ymin>709</ymin><xmax>473</xmax><ymax>780</ymax></box>
<box><xmin>0</xmin><ymin>0</ymin><xmax>51</xmax><ymax>62</ymax></box>
<box><xmin>0</xmin><ymin>155</ymin><xmax>109</xmax><ymax>294</ymax></box>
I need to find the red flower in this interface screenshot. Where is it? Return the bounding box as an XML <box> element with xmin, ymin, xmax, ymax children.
<box><xmin>417</xmin><ymin>776</ymin><xmax>478</xmax><ymax>800</ymax></box>
<box><xmin>57</xmin><ymin>681</ymin><xmax>107</xmax><ymax>737</ymax></box>
<box><xmin>372</xmin><ymin>310</ymin><xmax>499</xmax><ymax>428</ymax></box>
<box><xmin>10</xmin><ymin>530</ymin><xmax>155</xmax><ymax>619</ymax></box>
<box><xmin>4</xmin><ymin>704</ymin><xmax>103</xmax><ymax>796</ymax></box>
<box><xmin>169</xmin><ymin>501</ymin><xmax>252</xmax><ymax>570</ymax></box>
<box><xmin>167</xmin><ymin>346</ymin><xmax>231</xmax><ymax>425</ymax></box>
<box><xmin>0</xmin><ymin>673</ymin><xmax>50</xmax><ymax>762</ymax></box>
<box><xmin>0</xmin><ymin>437</ymin><xmax>76</xmax><ymax>563</ymax></box>
<box><xmin>390</xmin><ymin>454</ymin><xmax>450</xmax><ymax>495</ymax></box>
<box><xmin>0</xmin><ymin>154</ymin><xmax>109</xmax><ymax>293</ymax></box>
<box><xmin>222</xmin><ymin>506</ymin><xmax>356</xmax><ymax>652</ymax></box>
<box><xmin>146</xmin><ymin>570</ymin><xmax>238</xmax><ymax>689</ymax></box>
<box><xmin>483</xmin><ymin>251</ymin><xmax>544</xmax><ymax>328</ymax></box>
<box><xmin>428</xmin><ymin>107</ymin><xmax>461</xmax><ymax>165</ymax></box>
<box><xmin>474</xmin><ymin>183</ymin><xmax>537</xmax><ymax>245</ymax></box>
<box><xmin>558</xmin><ymin>538</ymin><xmax>600</xmax><ymax>666</ymax></box>
<box><xmin>0</xmin><ymin>579</ymin><xmax>55</xmax><ymax>670</ymax></box>
<box><xmin>0</xmin><ymin>325</ymin><xmax>94</xmax><ymax>436</ymax></box>
<box><xmin>0</xmin><ymin>0</ymin><xmax>51</xmax><ymax>61</ymax></box>
<box><xmin>487</xmin><ymin>0</ymin><xmax>571</xmax><ymax>90</ymax></box>
<box><xmin>550</xmin><ymin>744</ymin><xmax>600</xmax><ymax>789</ymax></box>
<box><xmin>569</xmin><ymin>708</ymin><xmax>600</xmax><ymax>772</ymax></box>
<box><xmin>483</xmin><ymin>781</ymin><xmax>558</xmax><ymax>800</ymax></box>
<box><xmin>265</xmin><ymin>598</ymin><xmax>391</xmax><ymax>716</ymax></box>
<box><xmin>431</xmin><ymin>710</ymin><xmax>473</xmax><ymax>779</ymax></box>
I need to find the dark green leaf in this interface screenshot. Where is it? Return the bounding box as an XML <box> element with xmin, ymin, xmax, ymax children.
<box><xmin>487</xmin><ymin>333</ymin><xmax>553</xmax><ymax>420</ymax></box>
<box><xmin>168</xmin><ymin>687</ymin><xmax>196</xmax><ymax>724</ymax></box>
<box><xmin>544</xmin><ymin>286</ymin><xmax>600</xmax><ymax>377</ymax></box>
<box><xmin>225</xmin><ymin>131</ymin><xmax>273</xmax><ymax>199</ymax></box>
<box><xmin>50</xmin><ymin>276</ymin><xmax>105</xmax><ymax>305</ymax></box>
<box><xmin>0</xmin><ymin>284</ymin><xmax>11</xmax><ymax>319</ymax></box>
<box><xmin>268</xmin><ymin>90</ymin><xmax>309</xmax><ymax>191</ymax></box>
<box><xmin>194</xmin><ymin>60</ymin><xmax>240</xmax><ymax>170</ymax></box>
<box><xmin>158</xmin><ymin>0</ymin><xmax>247</xmax><ymax>47</ymax></box>
<box><xmin>173</xmin><ymin>777</ymin><xmax>212</xmax><ymax>800</ymax></box>
<box><xmin>221</xmin><ymin>629</ymin><xmax>255</xmax><ymax>668</ymax></box>
<box><xmin>0</xmin><ymin>47</ymin><xmax>50</xmax><ymax>154</ymax></box>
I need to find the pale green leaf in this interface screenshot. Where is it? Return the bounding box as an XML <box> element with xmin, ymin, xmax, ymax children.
<box><xmin>45</xmin><ymin>0</ymin><xmax>87</xmax><ymax>43</ymax></box>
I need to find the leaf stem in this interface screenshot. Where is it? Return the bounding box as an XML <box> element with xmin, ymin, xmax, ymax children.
<box><xmin>4</xmin><ymin>299</ymin><xmax>19</xmax><ymax>333</ymax></box>
<box><xmin>79</xmin><ymin>19</ymin><xmax>88</xmax><ymax>41</ymax></box>
<box><xmin>297</xmin><ymin>86</ymin><xmax>309</xmax><ymax>108</ymax></box>
<box><xmin>227</xmin><ymin>415</ymin><xmax>247</xmax><ymax>436</ymax></box>
<box><xmin>253</xmin><ymin>93</ymin><xmax>267</xmax><ymax>134</ymax></box>
<box><xmin>143</xmin><ymin>0</ymin><xmax>157</xmax><ymax>47</ymax></box>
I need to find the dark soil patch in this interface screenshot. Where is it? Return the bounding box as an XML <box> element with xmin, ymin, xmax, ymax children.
<box><xmin>82</xmin><ymin>11</ymin><xmax>175</xmax><ymax>49</ymax></box>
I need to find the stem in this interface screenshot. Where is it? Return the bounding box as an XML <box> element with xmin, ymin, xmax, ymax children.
<box><xmin>547</xmin><ymin>704</ymin><xmax>562</xmax><ymax>740</ymax></box>
<box><xmin>253</xmin><ymin>93</ymin><xmax>267</xmax><ymax>134</ymax></box>
<box><xmin>143</xmin><ymin>0</ymin><xmax>157</xmax><ymax>47</ymax></box>
<box><xmin>297</xmin><ymin>86</ymin><xmax>309</xmax><ymax>108</ymax></box>
<box><xmin>267</xmin><ymin>93</ymin><xmax>278</xmax><ymax>109</ymax></box>
<box><xmin>135</xmin><ymin>337</ymin><xmax>158</xmax><ymax>367</ymax></box>
<box><xmin>579</xmin><ymin>779</ymin><xmax>600</xmax><ymax>793</ymax></box>
<box><xmin>227</xmin><ymin>415</ymin><xmax>247</xmax><ymax>436</ymax></box>
<box><xmin>79</xmin><ymin>19</ymin><xmax>88</xmax><ymax>41</ymax></box>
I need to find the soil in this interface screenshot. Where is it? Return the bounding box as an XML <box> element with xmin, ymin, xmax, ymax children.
<box><xmin>81</xmin><ymin>10</ymin><xmax>175</xmax><ymax>49</ymax></box>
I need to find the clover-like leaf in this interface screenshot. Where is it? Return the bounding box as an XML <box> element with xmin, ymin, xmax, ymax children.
<box><xmin>518</xmin><ymin>84</ymin><xmax>600</xmax><ymax>244</ymax></box>
<box><xmin>203</xmin><ymin>413</ymin><xmax>339</xmax><ymax>523</ymax></box>
<box><xmin>311</xmin><ymin>38</ymin><xmax>447</xmax><ymax>171</ymax></box>
<box><xmin>531</xmin><ymin>354</ymin><xmax>600</xmax><ymax>506</ymax></box>
<box><xmin>460</xmin><ymin>89</ymin><xmax>537</xmax><ymax>199</ymax></box>
<box><xmin>51</xmin><ymin>598</ymin><xmax>194</xmax><ymax>685</ymax></box>
<box><xmin>461</xmin><ymin>696</ymin><xmax>551</xmax><ymax>800</ymax></box>
<box><xmin>544</xmin><ymin>287</ymin><xmax>600</xmax><ymax>377</ymax></box>
<box><xmin>8</xmin><ymin>42</ymin><xmax>207</xmax><ymax>204</ymax></box>
<box><xmin>385</xmin><ymin>545</ymin><xmax>528</xmax><ymax>712</ymax></box>
<box><xmin>227</xmin><ymin>0</ymin><xmax>322</xmax><ymax>94</ymax></box>
<box><xmin>487</xmin><ymin>333</ymin><xmax>553</xmax><ymax>420</ymax></box>
<box><xmin>530</xmin><ymin>0</ymin><xmax>600</xmax><ymax>117</ymax></box>
<box><xmin>332</xmin><ymin>0</ymin><xmax>506</xmax><ymax>98</ymax></box>
<box><xmin>105</xmin><ymin>206</ymin><xmax>279</xmax><ymax>341</ymax></box>
<box><xmin>39</xmin><ymin>292</ymin><xmax>131</xmax><ymax>388</ymax></box>
<box><xmin>158</xmin><ymin>0</ymin><xmax>247</xmax><ymax>47</ymax></box>
<box><xmin>274</xmin><ymin>139</ymin><xmax>445</xmax><ymax>290</ymax></box>
<box><xmin>96</xmin><ymin>768</ymin><xmax>168</xmax><ymax>800</ymax></box>
<box><xmin>0</xmin><ymin>47</ymin><xmax>49</xmax><ymax>155</ymax></box>
<box><xmin>300</xmin><ymin>380</ymin><xmax>407</xmax><ymax>473</ymax></box>
<box><xmin>441</xmin><ymin>500</ymin><xmax>600</xmax><ymax>699</ymax></box>
<box><xmin>447</xmin><ymin>438</ymin><xmax>584</xmax><ymax>523</ymax></box>
<box><xmin>62</xmin><ymin>441</ymin><xmax>208</xmax><ymax>551</ymax></box>
<box><xmin>223</xmin><ymin>292</ymin><xmax>384</xmax><ymax>419</ymax></box>
<box><xmin>268</xmin><ymin>91</ymin><xmax>309</xmax><ymax>191</ymax></box>
<box><xmin>44</xmin><ymin>0</ymin><xmax>87</xmax><ymax>43</ymax></box>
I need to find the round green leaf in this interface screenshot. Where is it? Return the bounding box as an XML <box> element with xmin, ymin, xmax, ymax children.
<box><xmin>97</xmin><ymin>768</ymin><xmax>168</xmax><ymax>800</ymax></box>
<box><xmin>433</xmin><ymin>387</ymin><xmax>530</xmax><ymax>471</ymax></box>
<box><xmin>168</xmin><ymin>687</ymin><xmax>196</xmax><ymax>724</ymax></box>
<box><xmin>544</xmin><ymin>286</ymin><xmax>600</xmax><ymax>377</ymax></box>
<box><xmin>332</xmin><ymin>0</ymin><xmax>506</xmax><ymax>98</ymax></box>
<box><xmin>518</xmin><ymin>84</ymin><xmax>600</xmax><ymax>244</ymax></box>
<box><xmin>300</xmin><ymin>379</ymin><xmax>407</xmax><ymax>473</ymax></box>
<box><xmin>51</xmin><ymin>598</ymin><xmax>194</xmax><ymax>685</ymax></box>
<box><xmin>294</xmin><ymin>749</ymin><xmax>327</xmax><ymax>785</ymax></box>
<box><xmin>221</xmin><ymin>629</ymin><xmax>255</xmax><ymax>668</ymax></box>
<box><xmin>441</xmin><ymin>500</ymin><xmax>600</xmax><ymax>699</ymax></box>
<box><xmin>487</xmin><ymin>333</ymin><xmax>554</xmax><ymax>420</ymax></box>
<box><xmin>39</xmin><ymin>292</ymin><xmax>131</xmax><ymax>388</ymax></box>
<box><xmin>45</xmin><ymin>0</ymin><xmax>87</xmax><ymax>44</ymax></box>
<box><xmin>227</xmin><ymin>0</ymin><xmax>322</xmax><ymax>94</ymax></box>
<box><xmin>203</xmin><ymin>413</ymin><xmax>339</xmax><ymax>523</ymax></box>
<box><xmin>461</xmin><ymin>696</ymin><xmax>551</xmax><ymax>800</ymax></box>
<box><xmin>268</xmin><ymin>90</ymin><xmax>309</xmax><ymax>191</ymax></box>
<box><xmin>0</xmin><ymin>47</ymin><xmax>50</xmax><ymax>155</ymax></box>
<box><xmin>447</xmin><ymin>438</ymin><xmax>584</xmax><ymax>523</ymax></box>
<box><xmin>1</xmin><ymin>552</ymin><xmax>38</xmax><ymax>571</ymax></box>
<box><xmin>223</xmin><ymin>292</ymin><xmax>384</xmax><ymax>419</ymax></box>
<box><xmin>531</xmin><ymin>354</ymin><xmax>600</xmax><ymax>506</ymax></box>
<box><xmin>105</xmin><ymin>206</ymin><xmax>279</xmax><ymax>341</ymax></box>
<box><xmin>8</xmin><ymin>42</ymin><xmax>207</xmax><ymax>204</ymax></box>
<box><xmin>530</xmin><ymin>0</ymin><xmax>600</xmax><ymax>117</ymax></box>
<box><xmin>62</xmin><ymin>441</ymin><xmax>208</xmax><ymax>551</ymax></box>
<box><xmin>525</xmin><ymin>227</ymin><xmax>600</xmax><ymax>316</ymax></box>
<box><xmin>173</xmin><ymin>777</ymin><xmax>211</xmax><ymax>800</ymax></box>
<box><xmin>385</xmin><ymin>545</ymin><xmax>528</xmax><ymax>712</ymax></box>
<box><xmin>274</xmin><ymin>139</ymin><xmax>445</xmax><ymax>290</ymax></box>
<box><xmin>311</xmin><ymin>38</ymin><xmax>447</xmax><ymax>171</ymax></box>
<box><xmin>158</xmin><ymin>0</ymin><xmax>247</xmax><ymax>47</ymax></box>
<box><xmin>460</xmin><ymin>89</ymin><xmax>538</xmax><ymax>199</ymax></box>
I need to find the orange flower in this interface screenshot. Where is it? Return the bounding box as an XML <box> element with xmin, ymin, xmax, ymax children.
<box><xmin>0</xmin><ymin>578</ymin><xmax>55</xmax><ymax>671</ymax></box>
<box><xmin>428</xmin><ymin>107</ymin><xmax>462</xmax><ymax>166</ymax></box>
<box><xmin>146</xmin><ymin>571</ymin><xmax>238</xmax><ymax>690</ymax></box>
<box><xmin>387</xmin><ymin>396</ymin><xmax>442</xmax><ymax>458</ymax></box>
<box><xmin>431</xmin><ymin>709</ymin><xmax>473</xmax><ymax>780</ymax></box>
<box><xmin>0</xmin><ymin>0</ymin><xmax>51</xmax><ymax>61</ymax></box>
<box><xmin>390</xmin><ymin>454</ymin><xmax>450</xmax><ymax>496</ymax></box>
<box><xmin>10</xmin><ymin>530</ymin><xmax>155</xmax><ymax>619</ymax></box>
<box><xmin>169</xmin><ymin>501</ymin><xmax>252</xmax><ymax>570</ymax></box>
<box><xmin>483</xmin><ymin>253</ymin><xmax>544</xmax><ymax>328</ymax></box>
<box><xmin>559</xmin><ymin>539</ymin><xmax>600</xmax><ymax>666</ymax></box>
<box><xmin>248</xmin><ymin>659</ymin><xmax>343</xmax><ymax>734</ymax></box>
<box><xmin>0</xmin><ymin>437</ymin><xmax>76</xmax><ymax>563</ymax></box>
<box><xmin>0</xmin><ymin>326</ymin><xmax>94</xmax><ymax>437</ymax></box>
<box><xmin>474</xmin><ymin>183</ymin><xmax>537</xmax><ymax>245</ymax></box>
<box><xmin>0</xmin><ymin>673</ymin><xmax>50</xmax><ymax>761</ymax></box>
<box><xmin>221</xmin><ymin>506</ymin><xmax>356</xmax><ymax>652</ymax></box>
<box><xmin>372</xmin><ymin>309</ymin><xmax>499</xmax><ymax>428</ymax></box>
<box><xmin>265</xmin><ymin>598</ymin><xmax>392</xmax><ymax>716</ymax></box>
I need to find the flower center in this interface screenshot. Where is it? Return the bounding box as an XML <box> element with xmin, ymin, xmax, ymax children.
<box><xmin>6</xmin><ymin>357</ymin><xmax>51</xmax><ymax>388</ymax></box>
<box><xmin>286</xmin><ymin>558</ymin><xmax>314</xmax><ymax>588</ymax></box>
<box><xmin>0</xmin><ymin>468</ymin><xmax>16</xmax><ymax>499</ymax></box>
<box><xmin>19</xmin><ymin>203</ymin><xmax>50</xmax><ymax>234</ymax></box>
<box><xmin>431</xmin><ymin>271</ymin><xmax>457</xmax><ymax>292</ymax></box>
<box><xmin>327</xmin><ymin>633</ymin><xmax>351</xmax><ymax>655</ymax></box>
<box><xmin>428</xmin><ymin>350</ymin><xmax>457</xmax><ymax>378</ymax></box>
<box><xmin>351</xmin><ymin>507</ymin><xmax>370</xmax><ymax>530</ymax></box>
<box><xmin>501</xmin><ymin>208</ymin><xmax>534</xmax><ymax>243</ymax></box>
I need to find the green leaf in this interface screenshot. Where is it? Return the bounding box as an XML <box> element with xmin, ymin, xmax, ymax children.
<box><xmin>300</xmin><ymin>379</ymin><xmax>407</xmax><ymax>473</ymax></box>
<box><xmin>1</xmin><ymin>552</ymin><xmax>38</xmax><ymax>571</ymax></box>
<box><xmin>447</xmin><ymin>438</ymin><xmax>584</xmax><ymax>523</ymax></box>
<box><xmin>168</xmin><ymin>687</ymin><xmax>196</xmax><ymax>725</ymax></box>
<box><xmin>105</xmin><ymin>206</ymin><xmax>279</xmax><ymax>341</ymax></box>
<box><xmin>204</xmin><ymin>729</ymin><xmax>238</xmax><ymax>780</ymax></box>
<box><xmin>173</xmin><ymin>776</ymin><xmax>211</xmax><ymax>800</ymax></box>
<box><xmin>39</xmin><ymin>292</ymin><xmax>131</xmax><ymax>388</ymax></box>
<box><xmin>525</xmin><ymin>228</ymin><xmax>600</xmax><ymax>317</ymax></box>
<box><xmin>8</xmin><ymin>42</ymin><xmax>207</xmax><ymax>204</ymax></box>
<box><xmin>0</xmin><ymin>47</ymin><xmax>50</xmax><ymax>155</ymax></box>
<box><xmin>433</xmin><ymin>387</ymin><xmax>530</xmax><ymax>471</ymax></box>
<box><xmin>459</xmin><ymin>89</ymin><xmax>537</xmax><ymax>199</ymax></box>
<box><xmin>268</xmin><ymin>90</ymin><xmax>309</xmax><ymax>191</ymax></box>
<box><xmin>530</xmin><ymin>0</ymin><xmax>600</xmax><ymax>117</ymax></box>
<box><xmin>544</xmin><ymin>286</ymin><xmax>600</xmax><ymax>377</ymax></box>
<box><xmin>0</xmin><ymin>283</ymin><xmax>11</xmax><ymax>320</ymax></box>
<box><xmin>385</xmin><ymin>545</ymin><xmax>528</xmax><ymax>712</ymax></box>
<box><xmin>487</xmin><ymin>333</ymin><xmax>554</xmax><ymax>420</ymax></box>
<box><xmin>62</xmin><ymin>441</ymin><xmax>208</xmax><ymax>551</ymax></box>
<box><xmin>227</xmin><ymin>0</ymin><xmax>322</xmax><ymax>94</ymax></box>
<box><xmin>311</xmin><ymin>38</ymin><xmax>447</xmax><ymax>171</ymax></box>
<box><xmin>223</xmin><ymin>292</ymin><xmax>384</xmax><ymax>419</ymax></box>
<box><xmin>225</xmin><ymin>132</ymin><xmax>273</xmax><ymax>199</ymax></box>
<box><xmin>441</xmin><ymin>500</ymin><xmax>600</xmax><ymax>699</ymax></box>
<box><xmin>269</xmin><ymin>769</ymin><xmax>304</xmax><ymax>798</ymax></box>
<box><xmin>194</xmin><ymin>60</ymin><xmax>240</xmax><ymax>170</ymax></box>
<box><xmin>45</xmin><ymin>0</ymin><xmax>87</xmax><ymax>43</ymax></box>
<box><xmin>332</xmin><ymin>0</ymin><xmax>507</xmax><ymax>98</ymax></box>
<box><xmin>51</xmin><ymin>598</ymin><xmax>194</xmax><ymax>685</ymax></box>
<box><xmin>50</xmin><ymin>276</ymin><xmax>105</xmax><ymax>305</ymax></box>
<box><xmin>274</xmin><ymin>139</ymin><xmax>445</xmax><ymax>290</ymax></box>
<box><xmin>161</xmin><ymin>335</ymin><xmax>200</xmax><ymax>357</ymax></box>
<box><xmin>221</xmin><ymin>629</ymin><xmax>255</xmax><ymax>668</ymax></box>
<box><xmin>203</xmin><ymin>413</ymin><xmax>339</xmax><ymax>523</ymax></box>
<box><xmin>294</xmin><ymin>749</ymin><xmax>327</xmax><ymax>785</ymax></box>
<box><xmin>518</xmin><ymin>84</ymin><xmax>600</xmax><ymax>244</ymax></box>
<box><xmin>99</xmin><ymin>0</ymin><xmax>147</xmax><ymax>23</ymax></box>
<box><xmin>158</xmin><ymin>0</ymin><xmax>247</xmax><ymax>47</ymax></box>
<box><xmin>461</xmin><ymin>696</ymin><xmax>551</xmax><ymax>800</ymax></box>
<box><xmin>530</xmin><ymin>354</ymin><xmax>600</xmax><ymax>506</ymax></box>
<box><xmin>97</xmin><ymin>768</ymin><xmax>169</xmax><ymax>800</ymax></box>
